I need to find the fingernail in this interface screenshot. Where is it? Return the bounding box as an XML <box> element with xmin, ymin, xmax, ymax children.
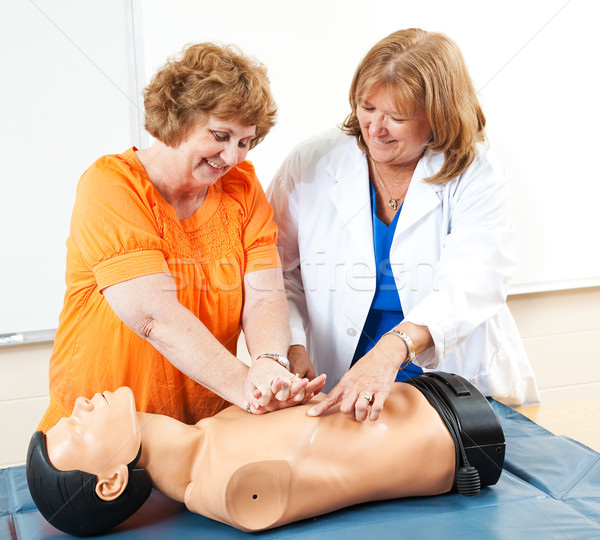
<box><xmin>307</xmin><ymin>407</ymin><xmax>316</xmax><ymax>416</ymax></box>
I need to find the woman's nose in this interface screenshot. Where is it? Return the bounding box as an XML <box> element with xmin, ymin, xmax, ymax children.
<box><xmin>221</xmin><ymin>143</ymin><xmax>244</xmax><ymax>166</ymax></box>
<box><xmin>369</xmin><ymin>114</ymin><xmax>387</xmax><ymax>135</ymax></box>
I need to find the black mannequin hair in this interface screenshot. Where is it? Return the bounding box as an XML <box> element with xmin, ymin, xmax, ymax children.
<box><xmin>26</xmin><ymin>430</ymin><xmax>152</xmax><ymax>537</ymax></box>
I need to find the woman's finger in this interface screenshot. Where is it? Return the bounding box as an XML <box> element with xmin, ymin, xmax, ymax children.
<box><xmin>273</xmin><ymin>377</ymin><xmax>292</xmax><ymax>401</ymax></box>
<box><xmin>369</xmin><ymin>393</ymin><xmax>385</xmax><ymax>421</ymax></box>
<box><xmin>255</xmin><ymin>379</ymin><xmax>277</xmax><ymax>407</ymax></box>
<box><xmin>287</xmin><ymin>377</ymin><xmax>308</xmax><ymax>402</ymax></box>
<box><xmin>303</xmin><ymin>373</ymin><xmax>326</xmax><ymax>398</ymax></box>
<box><xmin>307</xmin><ymin>383</ymin><xmax>342</xmax><ymax>417</ymax></box>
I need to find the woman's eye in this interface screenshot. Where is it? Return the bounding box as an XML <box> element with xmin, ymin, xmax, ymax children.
<box><xmin>212</xmin><ymin>132</ymin><xmax>229</xmax><ymax>142</ymax></box>
<box><xmin>361</xmin><ymin>105</ymin><xmax>375</xmax><ymax>112</ymax></box>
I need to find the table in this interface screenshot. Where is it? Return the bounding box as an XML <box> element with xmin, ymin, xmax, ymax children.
<box><xmin>516</xmin><ymin>397</ymin><xmax>600</xmax><ymax>452</ymax></box>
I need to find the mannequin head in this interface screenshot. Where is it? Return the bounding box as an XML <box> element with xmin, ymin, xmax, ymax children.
<box><xmin>26</xmin><ymin>388</ymin><xmax>151</xmax><ymax>536</ymax></box>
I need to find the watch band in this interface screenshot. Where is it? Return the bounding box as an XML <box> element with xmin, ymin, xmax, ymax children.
<box><xmin>383</xmin><ymin>330</ymin><xmax>416</xmax><ymax>370</ymax></box>
<box><xmin>255</xmin><ymin>353</ymin><xmax>291</xmax><ymax>371</ymax></box>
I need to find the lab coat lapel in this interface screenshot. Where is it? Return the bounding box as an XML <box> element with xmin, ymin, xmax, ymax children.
<box><xmin>396</xmin><ymin>150</ymin><xmax>445</xmax><ymax>237</ymax></box>
<box><xmin>327</xmin><ymin>147</ymin><xmax>375</xmax><ymax>261</ymax></box>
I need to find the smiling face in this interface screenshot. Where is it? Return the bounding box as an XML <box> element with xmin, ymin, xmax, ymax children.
<box><xmin>174</xmin><ymin>116</ymin><xmax>256</xmax><ymax>188</ymax></box>
<box><xmin>45</xmin><ymin>387</ymin><xmax>140</xmax><ymax>476</ymax></box>
<box><xmin>356</xmin><ymin>87</ymin><xmax>432</xmax><ymax>173</ymax></box>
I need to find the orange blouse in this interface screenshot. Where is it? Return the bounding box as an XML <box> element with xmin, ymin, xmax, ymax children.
<box><xmin>39</xmin><ymin>148</ymin><xmax>280</xmax><ymax>432</ymax></box>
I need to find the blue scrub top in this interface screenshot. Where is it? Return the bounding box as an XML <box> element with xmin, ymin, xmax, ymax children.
<box><xmin>350</xmin><ymin>181</ymin><xmax>423</xmax><ymax>381</ymax></box>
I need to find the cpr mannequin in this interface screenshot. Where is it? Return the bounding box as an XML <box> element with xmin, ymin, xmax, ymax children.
<box><xmin>27</xmin><ymin>373</ymin><xmax>504</xmax><ymax>536</ymax></box>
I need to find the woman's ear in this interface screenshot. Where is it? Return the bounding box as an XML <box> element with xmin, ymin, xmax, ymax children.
<box><xmin>95</xmin><ymin>464</ymin><xmax>129</xmax><ymax>501</ymax></box>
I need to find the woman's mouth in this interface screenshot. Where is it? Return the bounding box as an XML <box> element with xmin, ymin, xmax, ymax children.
<box><xmin>372</xmin><ymin>137</ymin><xmax>395</xmax><ymax>145</ymax></box>
<box><xmin>204</xmin><ymin>158</ymin><xmax>224</xmax><ymax>170</ymax></box>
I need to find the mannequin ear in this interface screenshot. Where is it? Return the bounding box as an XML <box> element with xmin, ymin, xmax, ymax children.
<box><xmin>95</xmin><ymin>464</ymin><xmax>129</xmax><ymax>501</ymax></box>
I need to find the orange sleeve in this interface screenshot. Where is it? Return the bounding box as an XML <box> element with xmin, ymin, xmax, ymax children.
<box><xmin>70</xmin><ymin>154</ymin><xmax>169</xmax><ymax>290</ymax></box>
<box><xmin>37</xmin><ymin>395</ymin><xmax>70</xmax><ymax>434</ymax></box>
<box><xmin>228</xmin><ymin>161</ymin><xmax>281</xmax><ymax>274</ymax></box>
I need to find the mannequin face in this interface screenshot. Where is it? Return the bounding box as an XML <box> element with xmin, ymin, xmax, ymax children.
<box><xmin>46</xmin><ymin>387</ymin><xmax>140</xmax><ymax>476</ymax></box>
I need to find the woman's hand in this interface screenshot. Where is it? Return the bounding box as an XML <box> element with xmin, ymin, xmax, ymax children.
<box><xmin>288</xmin><ymin>345</ymin><xmax>317</xmax><ymax>379</ymax></box>
<box><xmin>250</xmin><ymin>374</ymin><xmax>327</xmax><ymax>414</ymax></box>
<box><xmin>307</xmin><ymin>336</ymin><xmax>403</xmax><ymax>421</ymax></box>
<box><xmin>245</xmin><ymin>358</ymin><xmax>326</xmax><ymax>413</ymax></box>
<box><xmin>246</xmin><ymin>357</ymin><xmax>307</xmax><ymax>407</ymax></box>
<box><xmin>307</xmin><ymin>323</ymin><xmax>432</xmax><ymax>421</ymax></box>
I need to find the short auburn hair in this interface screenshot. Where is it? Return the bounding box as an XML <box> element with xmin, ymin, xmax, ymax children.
<box><xmin>144</xmin><ymin>42</ymin><xmax>277</xmax><ymax>148</ymax></box>
<box><xmin>342</xmin><ymin>28</ymin><xmax>486</xmax><ymax>185</ymax></box>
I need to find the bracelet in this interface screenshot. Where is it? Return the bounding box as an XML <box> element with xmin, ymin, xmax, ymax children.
<box><xmin>383</xmin><ymin>330</ymin><xmax>416</xmax><ymax>370</ymax></box>
<box><xmin>255</xmin><ymin>353</ymin><xmax>290</xmax><ymax>371</ymax></box>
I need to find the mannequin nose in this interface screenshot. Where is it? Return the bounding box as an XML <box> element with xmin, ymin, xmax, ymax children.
<box><xmin>73</xmin><ymin>396</ymin><xmax>93</xmax><ymax>413</ymax></box>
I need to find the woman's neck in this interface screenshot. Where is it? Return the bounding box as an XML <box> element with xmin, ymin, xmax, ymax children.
<box><xmin>136</xmin><ymin>412</ymin><xmax>203</xmax><ymax>503</ymax></box>
<box><xmin>369</xmin><ymin>157</ymin><xmax>415</xmax><ymax>225</ymax></box>
<box><xmin>136</xmin><ymin>143</ymin><xmax>208</xmax><ymax>220</ymax></box>
<box><xmin>369</xmin><ymin>153</ymin><xmax>421</xmax><ymax>186</ymax></box>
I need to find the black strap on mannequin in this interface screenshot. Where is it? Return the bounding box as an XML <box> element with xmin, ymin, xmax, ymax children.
<box><xmin>405</xmin><ymin>372</ymin><xmax>505</xmax><ymax>496</ymax></box>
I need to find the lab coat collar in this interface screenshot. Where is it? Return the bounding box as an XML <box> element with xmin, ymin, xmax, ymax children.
<box><xmin>325</xmin><ymin>141</ymin><xmax>446</xmax><ymax>242</ymax></box>
<box><xmin>396</xmin><ymin>148</ymin><xmax>445</xmax><ymax>237</ymax></box>
<box><xmin>326</xmin><ymin>139</ymin><xmax>374</xmax><ymax>260</ymax></box>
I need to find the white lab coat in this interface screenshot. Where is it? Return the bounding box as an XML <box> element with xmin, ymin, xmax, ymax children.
<box><xmin>267</xmin><ymin>128</ymin><xmax>539</xmax><ymax>406</ymax></box>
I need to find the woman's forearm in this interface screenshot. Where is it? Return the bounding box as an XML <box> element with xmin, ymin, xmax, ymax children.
<box><xmin>102</xmin><ymin>273</ymin><xmax>249</xmax><ymax>408</ymax></box>
<box><xmin>241</xmin><ymin>268</ymin><xmax>291</xmax><ymax>361</ymax></box>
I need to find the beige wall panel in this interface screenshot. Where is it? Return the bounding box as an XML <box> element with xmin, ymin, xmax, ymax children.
<box><xmin>0</xmin><ymin>396</ymin><xmax>49</xmax><ymax>468</ymax></box>
<box><xmin>0</xmin><ymin>343</ymin><xmax>51</xmax><ymax>401</ymax></box>
<box><xmin>507</xmin><ymin>287</ymin><xmax>600</xmax><ymax>339</ymax></box>
<box><xmin>522</xmin><ymin>330</ymin><xmax>600</xmax><ymax>389</ymax></box>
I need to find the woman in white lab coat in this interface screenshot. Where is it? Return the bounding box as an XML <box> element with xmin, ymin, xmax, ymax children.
<box><xmin>267</xmin><ymin>28</ymin><xmax>539</xmax><ymax>421</ymax></box>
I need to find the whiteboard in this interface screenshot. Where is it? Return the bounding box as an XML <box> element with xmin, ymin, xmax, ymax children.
<box><xmin>0</xmin><ymin>0</ymin><xmax>136</xmax><ymax>336</ymax></box>
<box><xmin>1</xmin><ymin>0</ymin><xmax>599</xmax><ymax>337</ymax></box>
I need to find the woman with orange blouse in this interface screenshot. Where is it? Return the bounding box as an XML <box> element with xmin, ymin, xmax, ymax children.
<box><xmin>38</xmin><ymin>43</ymin><xmax>325</xmax><ymax>433</ymax></box>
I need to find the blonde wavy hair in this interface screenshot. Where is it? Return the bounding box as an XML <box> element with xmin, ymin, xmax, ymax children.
<box><xmin>144</xmin><ymin>43</ymin><xmax>277</xmax><ymax>148</ymax></box>
<box><xmin>342</xmin><ymin>28</ymin><xmax>486</xmax><ymax>185</ymax></box>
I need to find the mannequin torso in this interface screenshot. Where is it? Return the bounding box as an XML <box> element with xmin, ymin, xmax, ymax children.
<box><xmin>139</xmin><ymin>383</ymin><xmax>455</xmax><ymax>531</ymax></box>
